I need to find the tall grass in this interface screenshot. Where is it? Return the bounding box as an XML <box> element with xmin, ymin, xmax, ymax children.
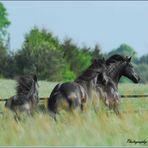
<box><xmin>0</xmin><ymin>79</ymin><xmax>148</xmax><ymax>146</ymax></box>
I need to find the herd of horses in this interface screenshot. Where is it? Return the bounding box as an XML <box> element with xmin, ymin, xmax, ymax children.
<box><xmin>4</xmin><ymin>54</ymin><xmax>140</xmax><ymax>121</ymax></box>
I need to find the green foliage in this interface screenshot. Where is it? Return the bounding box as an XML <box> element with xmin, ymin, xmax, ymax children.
<box><xmin>0</xmin><ymin>26</ymin><xmax>102</xmax><ymax>81</ymax></box>
<box><xmin>0</xmin><ymin>2</ymin><xmax>10</xmax><ymax>42</ymax></box>
<box><xmin>13</xmin><ymin>30</ymin><xmax>96</xmax><ymax>81</ymax></box>
<box><xmin>0</xmin><ymin>2</ymin><xmax>11</xmax><ymax>78</ymax></box>
<box><xmin>14</xmin><ymin>27</ymin><xmax>70</xmax><ymax>81</ymax></box>
<box><xmin>135</xmin><ymin>64</ymin><xmax>148</xmax><ymax>83</ymax></box>
<box><xmin>0</xmin><ymin>3</ymin><xmax>147</xmax><ymax>83</ymax></box>
<box><xmin>91</xmin><ymin>44</ymin><xmax>104</xmax><ymax>59</ymax></box>
<box><xmin>0</xmin><ymin>43</ymin><xmax>9</xmax><ymax>76</ymax></box>
<box><xmin>138</xmin><ymin>54</ymin><xmax>148</xmax><ymax>64</ymax></box>
<box><xmin>108</xmin><ymin>43</ymin><xmax>138</xmax><ymax>62</ymax></box>
<box><xmin>62</xmin><ymin>65</ymin><xmax>76</xmax><ymax>82</ymax></box>
<box><xmin>61</xmin><ymin>38</ymin><xmax>92</xmax><ymax>77</ymax></box>
<box><xmin>1</xmin><ymin>53</ymin><xmax>17</xmax><ymax>78</ymax></box>
<box><xmin>24</xmin><ymin>27</ymin><xmax>60</xmax><ymax>51</ymax></box>
<box><xmin>76</xmin><ymin>50</ymin><xmax>92</xmax><ymax>75</ymax></box>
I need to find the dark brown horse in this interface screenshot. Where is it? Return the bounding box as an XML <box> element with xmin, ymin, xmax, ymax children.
<box><xmin>5</xmin><ymin>74</ymin><xmax>39</xmax><ymax>120</ymax></box>
<box><xmin>48</xmin><ymin>59</ymin><xmax>108</xmax><ymax>118</ymax></box>
<box><xmin>97</xmin><ymin>54</ymin><xmax>140</xmax><ymax>115</ymax></box>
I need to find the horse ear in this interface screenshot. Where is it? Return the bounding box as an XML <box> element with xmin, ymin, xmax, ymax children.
<box><xmin>33</xmin><ymin>74</ymin><xmax>38</xmax><ymax>82</ymax></box>
<box><xmin>127</xmin><ymin>56</ymin><xmax>132</xmax><ymax>62</ymax></box>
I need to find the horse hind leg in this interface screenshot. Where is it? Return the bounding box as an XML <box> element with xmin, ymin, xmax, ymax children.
<box><xmin>67</xmin><ymin>94</ymin><xmax>81</xmax><ymax>112</ymax></box>
<box><xmin>14</xmin><ymin>115</ymin><xmax>20</xmax><ymax>123</ymax></box>
<box><xmin>112</xmin><ymin>101</ymin><xmax>122</xmax><ymax>118</ymax></box>
<box><xmin>113</xmin><ymin>107</ymin><xmax>122</xmax><ymax>119</ymax></box>
<box><xmin>26</xmin><ymin>109</ymin><xmax>34</xmax><ymax>117</ymax></box>
<box><xmin>48</xmin><ymin>101</ymin><xmax>58</xmax><ymax>121</ymax></box>
<box><xmin>80</xmin><ymin>103</ymin><xmax>84</xmax><ymax>111</ymax></box>
<box><xmin>49</xmin><ymin>111</ymin><xmax>57</xmax><ymax>122</ymax></box>
<box><xmin>113</xmin><ymin>106</ymin><xmax>120</xmax><ymax>115</ymax></box>
<box><xmin>14</xmin><ymin>111</ymin><xmax>21</xmax><ymax>123</ymax></box>
<box><xmin>48</xmin><ymin>96</ymin><xmax>59</xmax><ymax>121</ymax></box>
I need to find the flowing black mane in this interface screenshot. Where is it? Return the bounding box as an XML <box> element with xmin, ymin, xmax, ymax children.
<box><xmin>106</xmin><ymin>54</ymin><xmax>126</xmax><ymax>65</ymax></box>
<box><xmin>89</xmin><ymin>58</ymin><xmax>105</xmax><ymax>69</ymax></box>
<box><xmin>16</xmin><ymin>75</ymin><xmax>37</xmax><ymax>96</ymax></box>
<box><xmin>76</xmin><ymin>59</ymin><xmax>105</xmax><ymax>81</ymax></box>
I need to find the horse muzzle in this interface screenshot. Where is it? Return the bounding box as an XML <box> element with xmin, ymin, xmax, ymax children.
<box><xmin>133</xmin><ymin>73</ymin><xmax>140</xmax><ymax>83</ymax></box>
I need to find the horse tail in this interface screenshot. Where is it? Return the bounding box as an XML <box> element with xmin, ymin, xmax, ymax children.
<box><xmin>65</xmin><ymin>92</ymin><xmax>80</xmax><ymax>109</ymax></box>
<box><xmin>48</xmin><ymin>90</ymin><xmax>78</xmax><ymax>113</ymax></box>
<box><xmin>5</xmin><ymin>97</ymin><xmax>12</xmax><ymax>109</ymax></box>
<box><xmin>48</xmin><ymin>83</ymin><xmax>82</xmax><ymax>113</ymax></box>
<box><xmin>48</xmin><ymin>84</ymin><xmax>62</xmax><ymax>113</ymax></box>
<box><xmin>48</xmin><ymin>93</ymin><xmax>58</xmax><ymax>114</ymax></box>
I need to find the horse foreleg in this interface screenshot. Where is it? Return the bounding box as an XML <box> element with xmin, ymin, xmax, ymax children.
<box><xmin>113</xmin><ymin>105</ymin><xmax>122</xmax><ymax>118</ymax></box>
<box><xmin>26</xmin><ymin>109</ymin><xmax>34</xmax><ymax>117</ymax></box>
<box><xmin>48</xmin><ymin>111</ymin><xmax>57</xmax><ymax>122</ymax></box>
<box><xmin>113</xmin><ymin>107</ymin><xmax>120</xmax><ymax>115</ymax></box>
<box><xmin>80</xmin><ymin>103</ymin><xmax>84</xmax><ymax>111</ymax></box>
<box><xmin>14</xmin><ymin>111</ymin><xmax>21</xmax><ymax>123</ymax></box>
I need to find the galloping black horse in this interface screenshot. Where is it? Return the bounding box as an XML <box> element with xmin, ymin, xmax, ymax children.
<box><xmin>97</xmin><ymin>54</ymin><xmax>140</xmax><ymax>115</ymax></box>
<box><xmin>48</xmin><ymin>59</ymin><xmax>108</xmax><ymax>117</ymax></box>
<box><xmin>5</xmin><ymin>74</ymin><xmax>39</xmax><ymax>119</ymax></box>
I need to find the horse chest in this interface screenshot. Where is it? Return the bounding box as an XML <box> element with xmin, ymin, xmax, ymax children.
<box><xmin>21</xmin><ymin>103</ymin><xmax>31</xmax><ymax>110</ymax></box>
<box><xmin>13</xmin><ymin>102</ymin><xmax>31</xmax><ymax>112</ymax></box>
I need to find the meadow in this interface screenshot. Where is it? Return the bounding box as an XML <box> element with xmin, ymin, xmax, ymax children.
<box><xmin>0</xmin><ymin>79</ymin><xmax>148</xmax><ymax>146</ymax></box>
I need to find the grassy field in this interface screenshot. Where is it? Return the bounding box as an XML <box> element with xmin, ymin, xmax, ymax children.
<box><xmin>0</xmin><ymin>79</ymin><xmax>148</xmax><ymax>146</ymax></box>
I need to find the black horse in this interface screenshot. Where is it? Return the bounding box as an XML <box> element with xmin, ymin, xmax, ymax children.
<box><xmin>97</xmin><ymin>54</ymin><xmax>140</xmax><ymax>115</ymax></box>
<box><xmin>48</xmin><ymin>59</ymin><xmax>108</xmax><ymax>117</ymax></box>
<box><xmin>5</xmin><ymin>74</ymin><xmax>39</xmax><ymax>119</ymax></box>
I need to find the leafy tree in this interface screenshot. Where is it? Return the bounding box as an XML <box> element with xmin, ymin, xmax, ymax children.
<box><xmin>2</xmin><ymin>52</ymin><xmax>17</xmax><ymax>78</ymax></box>
<box><xmin>14</xmin><ymin>27</ymin><xmax>74</xmax><ymax>81</ymax></box>
<box><xmin>24</xmin><ymin>27</ymin><xmax>60</xmax><ymax>52</ymax></box>
<box><xmin>0</xmin><ymin>2</ymin><xmax>11</xmax><ymax>77</ymax></box>
<box><xmin>91</xmin><ymin>44</ymin><xmax>104</xmax><ymax>59</ymax></box>
<box><xmin>138</xmin><ymin>54</ymin><xmax>148</xmax><ymax>64</ymax></box>
<box><xmin>0</xmin><ymin>43</ymin><xmax>8</xmax><ymax>77</ymax></box>
<box><xmin>108</xmin><ymin>43</ymin><xmax>138</xmax><ymax>62</ymax></box>
<box><xmin>61</xmin><ymin>38</ymin><xmax>92</xmax><ymax>77</ymax></box>
<box><xmin>0</xmin><ymin>2</ymin><xmax>10</xmax><ymax>43</ymax></box>
<box><xmin>135</xmin><ymin>64</ymin><xmax>148</xmax><ymax>83</ymax></box>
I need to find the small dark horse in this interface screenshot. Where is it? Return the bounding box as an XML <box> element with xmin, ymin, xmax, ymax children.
<box><xmin>97</xmin><ymin>54</ymin><xmax>140</xmax><ymax>115</ymax></box>
<box><xmin>5</xmin><ymin>74</ymin><xmax>39</xmax><ymax>119</ymax></box>
<box><xmin>48</xmin><ymin>59</ymin><xmax>108</xmax><ymax>117</ymax></box>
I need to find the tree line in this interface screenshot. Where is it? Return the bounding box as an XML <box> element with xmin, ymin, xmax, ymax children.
<box><xmin>0</xmin><ymin>2</ymin><xmax>148</xmax><ymax>83</ymax></box>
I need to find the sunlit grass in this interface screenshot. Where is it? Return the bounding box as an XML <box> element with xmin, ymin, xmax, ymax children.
<box><xmin>0</xmin><ymin>79</ymin><xmax>148</xmax><ymax>146</ymax></box>
<box><xmin>1</xmin><ymin>109</ymin><xmax>148</xmax><ymax>146</ymax></box>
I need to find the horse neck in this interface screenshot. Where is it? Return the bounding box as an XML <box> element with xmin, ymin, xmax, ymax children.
<box><xmin>27</xmin><ymin>82</ymin><xmax>38</xmax><ymax>100</ymax></box>
<box><xmin>75</xmin><ymin>65</ymin><xmax>99</xmax><ymax>88</ymax></box>
<box><xmin>108</xmin><ymin>62</ymin><xmax>124</xmax><ymax>88</ymax></box>
<box><xmin>75</xmin><ymin>78</ymin><xmax>96</xmax><ymax>97</ymax></box>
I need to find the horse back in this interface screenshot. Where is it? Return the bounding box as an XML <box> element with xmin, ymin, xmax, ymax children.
<box><xmin>48</xmin><ymin>82</ymin><xmax>86</xmax><ymax>113</ymax></box>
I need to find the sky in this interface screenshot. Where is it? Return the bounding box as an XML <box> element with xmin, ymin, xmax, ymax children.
<box><xmin>2</xmin><ymin>1</ymin><xmax>148</xmax><ymax>56</ymax></box>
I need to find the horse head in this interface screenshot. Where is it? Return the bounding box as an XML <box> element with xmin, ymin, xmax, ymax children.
<box><xmin>106</xmin><ymin>54</ymin><xmax>140</xmax><ymax>84</ymax></box>
<box><xmin>78</xmin><ymin>58</ymin><xmax>108</xmax><ymax>85</ymax></box>
<box><xmin>122</xmin><ymin>56</ymin><xmax>140</xmax><ymax>83</ymax></box>
<box><xmin>16</xmin><ymin>74</ymin><xmax>39</xmax><ymax>103</ymax></box>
